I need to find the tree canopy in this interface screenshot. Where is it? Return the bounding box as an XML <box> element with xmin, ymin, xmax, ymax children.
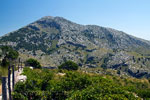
<box><xmin>0</xmin><ymin>46</ymin><xmax>19</xmax><ymax>60</ymax></box>
<box><xmin>0</xmin><ymin>46</ymin><xmax>19</xmax><ymax>67</ymax></box>
<box><xmin>6</xmin><ymin>50</ymin><xmax>19</xmax><ymax>60</ymax></box>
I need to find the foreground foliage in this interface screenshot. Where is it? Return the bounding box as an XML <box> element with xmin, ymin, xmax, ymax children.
<box><xmin>12</xmin><ymin>68</ymin><xmax>150</xmax><ymax>100</ymax></box>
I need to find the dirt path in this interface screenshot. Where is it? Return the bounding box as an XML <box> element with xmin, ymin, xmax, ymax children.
<box><xmin>14</xmin><ymin>69</ymin><xmax>25</xmax><ymax>83</ymax></box>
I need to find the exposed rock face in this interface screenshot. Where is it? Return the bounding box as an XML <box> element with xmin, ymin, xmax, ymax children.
<box><xmin>1</xmin><ymin>16</ymin><xmax>150</xmax><ymax>78</ymax></box>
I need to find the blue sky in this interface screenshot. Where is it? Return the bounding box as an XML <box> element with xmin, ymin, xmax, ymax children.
<box><xmin>0</xmin><ymin>0</ymin><xmax>150</xmax><ymax>40</ymax></box>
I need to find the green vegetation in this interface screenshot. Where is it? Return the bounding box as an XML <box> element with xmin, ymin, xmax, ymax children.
<box><xmin>47</xmin><ymin>39</ymin><xmax>59</xmax><ymax>54</ymax></box>
<box><xmin>1</xmin><ymin>46</ymin><xmax>19</xmax><ymax>59</ymax></box>
<box><xmin>0</xmin><ymin>66</ymin><xmax>8</xmax><ymax>74</ymax></box>
<box><xmin>101</xmin><ymin>54</ymin><xmax>112</xmax><ymax>69</ymax></box>
<box><xmin>0</xmin><ymin>67</ymin><xmax>8</xmax><ymax>78</ymax></box>
<box><xmin>58</xmin><ymin>61</ymin><xmax>79</xmax><ymax>70</ymax></box>
<box><xmin>1</xmin><ymin>58</ymin><xmax>10</xmax><ymax>67</ymax></box>
<box><xmin>12</xmin><ymin>66</ymin><xmax>150</xmax><ymax>100</ymax></box>
<box><xmin>0</xmin><ymin>46</ymin><xmax>19</xmax><ymax>67</ymax></box>
<box><xmin>25</xmin><ymin>58</ymin><xmax>41</xmax><ymax>69</ymax></box>
<box><xmin>0</xmin><ymin>46</ymin><xmax>19</xmax><ymax>84</ymax></box>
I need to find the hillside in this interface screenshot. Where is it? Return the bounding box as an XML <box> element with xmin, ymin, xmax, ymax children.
<box><xmin>1</xmin><ymin>16</ymin><xmax>150</xmax><ymax>78</ymax></box>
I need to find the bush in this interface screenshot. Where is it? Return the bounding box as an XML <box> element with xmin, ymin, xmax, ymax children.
<box><xmin>58</xmin><ymin>61</ymin><xmax>79</xmax><ymax>70</ymax></box>
<box><xmin>25</xmin><ymin>58</ymin><xmax>41</xmax><ymax>69</ymax></box>
<box><xmin>13</xmin><ymin>69</ymin><xmax>141</xmax><ymax>100</ymax></box>
<box><xmin>13</xmin><ymin>68</ymin><xmax>54</xmax><ymax>100</ymax></box>
<box><xmin>12</xmin><ymin>92</ymin><xmax>28</xmax><ymax>100</ymax></box>
<box><xmin>136</xmin><ymin>89</ymin><xmax>150</xmax><ymax>99</ymax></box>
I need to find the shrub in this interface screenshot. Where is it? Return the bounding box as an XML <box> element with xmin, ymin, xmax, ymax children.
<box><xmin>136</xmin><ymin>89</ymin><xmax>150</xmax><ymax>99</ymax></box>
<box><xmin>25</xmin><ymin>58</ymin><xmax>41</xmax><ymax>69</ymax></box>
<box><xmin>13</xmin><ymin>68</ymin><xmax>143</xmax><ymax>100</ymax></box>
<box><xmin>58</xmin><ymin>61</ymin><xmax>79</xmax><ymax>70</ymax></box>
<box><xmin>12</xmin><ymin>92</ymin><xmax>27</xmax><ymax>100</ymax></box>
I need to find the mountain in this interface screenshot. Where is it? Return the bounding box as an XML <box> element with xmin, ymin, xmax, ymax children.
<box><xmin>1</xmin><ymin>16</ymin><xmax>150</xmax><ymax>78</ymax></box>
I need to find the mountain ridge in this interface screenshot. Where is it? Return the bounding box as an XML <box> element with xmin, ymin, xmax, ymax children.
<box><xmin>1</xmin><ymin>16</ymin><xmax>150</xmax><ymax>78</ymax></box>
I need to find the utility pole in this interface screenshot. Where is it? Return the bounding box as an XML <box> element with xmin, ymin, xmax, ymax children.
<box><xmin>21</xmin><ymin>61</ymin><xmax>22</xmax><ymax>69</ymax></box>
<box><xmin>12</xmin><ymin>65</ymin><xmax>15</xmax><ymax>91</ymax></box>
<box><xmin>18</xmin><ymin>58</ymin><xmax>20</xmax><ymax>72</ymax></box>
<box><xmin>8</xmin><ymin>65</ymin><xmax>11</xmax><ymax>100</ymax></box>
<box><xmin>2</xmin><ymin>77</ymin><xmax>7</xmax><ymax>100</ymax></box>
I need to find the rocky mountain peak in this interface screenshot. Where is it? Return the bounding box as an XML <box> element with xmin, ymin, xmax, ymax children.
<box><xmin>1</xmin><ymin>16</ymin><xmax>150</xmax><ymax>78</ymax></box>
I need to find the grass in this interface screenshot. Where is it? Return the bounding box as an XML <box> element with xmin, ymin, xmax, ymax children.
<box><xmin>127</xmin><ymin>51</ymin><xmax>143</xmax><ymax>58</ymax></box>
<box><xmin>0</xmin><ymin>66</ymin><xmax>8</xmax><ymax>77</ymax></box>
<box><xmin>47</xmin><ymin>40</ymin><xmax>58</xmax><ymax>54</ymax></box>
<box><xmin>0</xmin><ymin>66</ymin><xmax>18</xmax><ymax>85</ymax></box>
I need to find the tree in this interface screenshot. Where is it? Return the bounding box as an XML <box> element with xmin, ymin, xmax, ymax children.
<box><xmin>58</xmin><ymin>61</ymin><xmax>79</xmax><ymax>70</ymax></box>
<box><xmin>0</xmin><ymin>46</ymin><xmax>19</xmax><ymax>67</ymax></box>
<box><xmin>25</xmin><ymin>58</ymin><xmax>41</xmax><ymax>69</ymax></box>
<box><xmin>1</xmin><ymin>46</ymin><xmax>12</xmax><ymax>55</ymax></box>
<box><xmin>6</xmin><ymin>50</ymin><xmax>19</xmax><ymax>60</ymax></box>
<box><xmin>1</xmin><ymin>57</ymin><xmax>9</xmax><ymax>67</ymax></box>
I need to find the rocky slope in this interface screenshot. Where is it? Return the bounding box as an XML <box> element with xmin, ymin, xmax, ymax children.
<box><xmin>1</xmin><ymin>16</ymin><xmax>150</xmax><ymax>78</ymax></box>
